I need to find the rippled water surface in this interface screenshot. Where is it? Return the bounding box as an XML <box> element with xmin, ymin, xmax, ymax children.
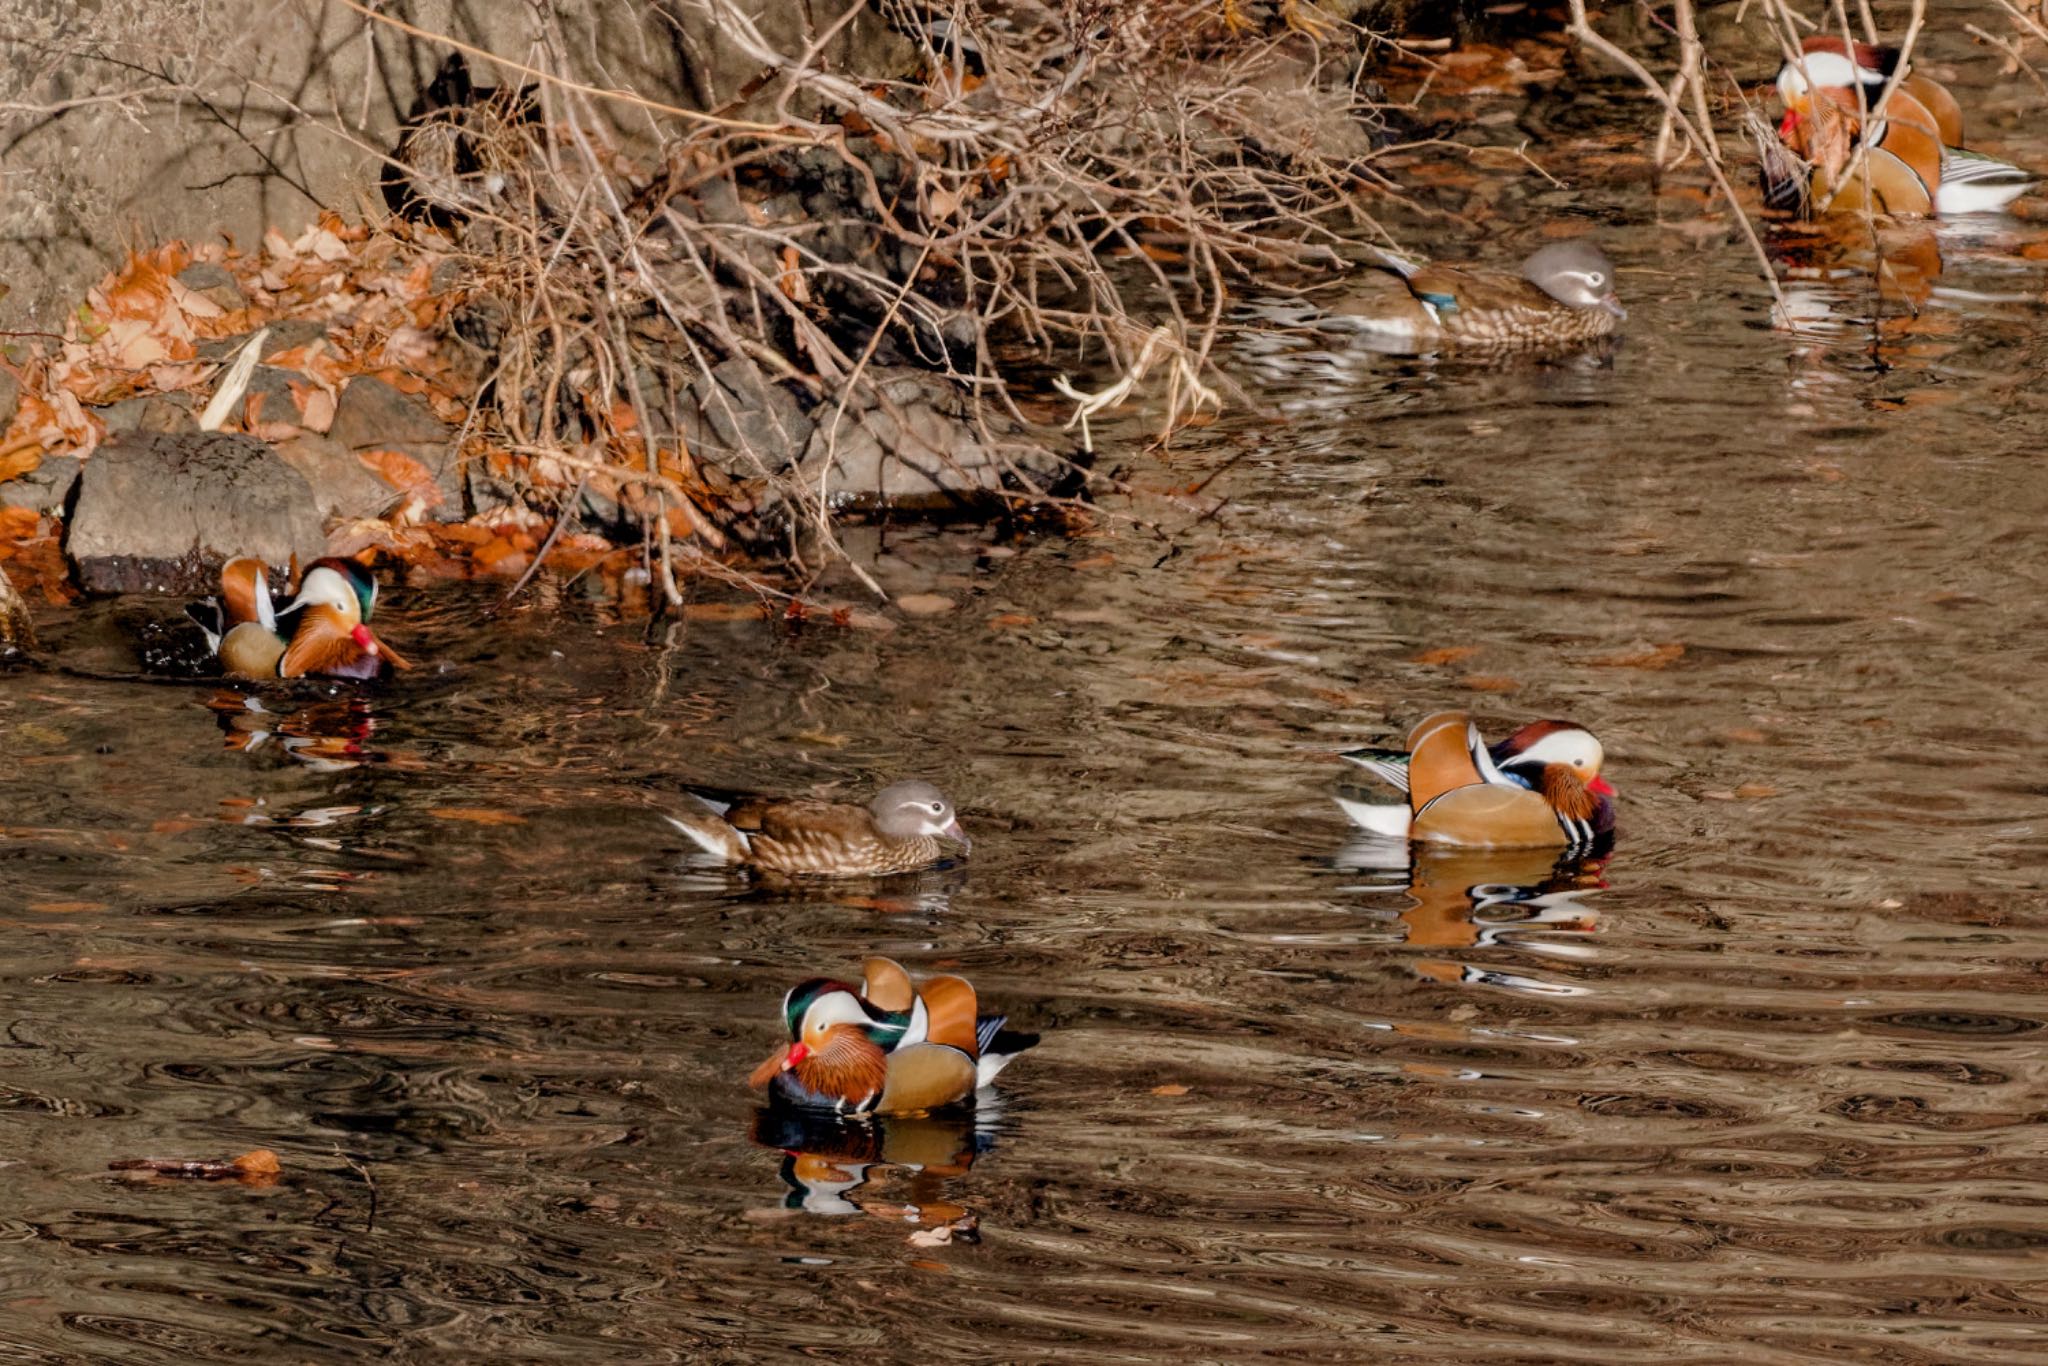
<box><xmin>10</xmin><ymin>27</ymin><xmax>2048</xmax><ymax>1365</ymax></box>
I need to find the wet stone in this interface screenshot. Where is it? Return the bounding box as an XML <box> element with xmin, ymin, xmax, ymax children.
<box><xmin>64</xmin><ymin>431</ymin><xmax>323</xmax><ymax>594</ymax></box>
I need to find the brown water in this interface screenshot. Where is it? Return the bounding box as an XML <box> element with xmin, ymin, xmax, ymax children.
<box><xmin>8</xmin><ymin>30</ymin><xmax>2048</xmax><ymax>1365</ymax></box>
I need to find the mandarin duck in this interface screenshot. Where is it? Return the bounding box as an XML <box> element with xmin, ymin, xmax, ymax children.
<box><xmin>750</xmin><ymin>956</ymin><xmax>1037</xmax><ymax>1115</ymax></box>
<box><xmin>1773</xmin><ymin>35</ymin><xmax>2032</xmax><ymax>215</ymax></box>
<box><xmin>187</xmin><ymin>557</ymin><xmax>409</xmax><ymax>680</ymax></box>
<box><xmin>1336</xmin><ymin>711</ymin><xmax>1615</xmax><ymax>850</ymax></box>
<box><xmin>663</xmin><ymin>780</ymin><xmax>969</xmax><ymax>877</ymax></box>
<box><xmin>1329</xmin><ymin>240</ymin><xmax>1625</xmax><ymax>351</ymax></box>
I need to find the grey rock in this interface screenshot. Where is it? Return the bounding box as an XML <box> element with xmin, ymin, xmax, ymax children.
<box><xmin>0</xmin><ymin>453</ymin><xmax>80</xmax><ymax>514</ymax></box>
<box><xmin>64</xmin><ymin>431</ymin><xmax>324</xmax><ymax>594</ymax></box>
<box><xmin>195</xmin><ymin>318</ymin><xmax>328</xmax><ymax>362</ymax></box>
<box><xmin>274</xmin><ymin>434</ymin><xmax>398</xmax><ymax>522</ymax></box>
<box><xmin>682</xmin><ymin>358</ymin><xmax>814</xmax><ymax>473</ymax></box>
<box><xmin>467</xmin><ymin>459</ymin><xmax>523</xmax><ymax>519</ymax></box>
<box><xmin>175</xmin><ymin>261</ymin><xmax>246</xmax><ymax>311</ymax></box>
<box><xmin>328</xmin><ymin>375</ymin><xmax>454</xmax><ymax>450</ymax></box>
<box><xmin>97</xmin><ymin>393</ymin><xmax>196</xmax><ymax>436</ymax></box>
<box><xmin>787</xmin><ymin>367</ymin><xmax>1071</xmax><ymax>510</ymax></box>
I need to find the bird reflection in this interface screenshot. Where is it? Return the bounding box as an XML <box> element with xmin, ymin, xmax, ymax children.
<box><xmin>674</xmin><ymin>860</ymin><xmax>967</xmax><ymax>917</ymax></box>
<box><xmin>199</xmin><ymin>690</ymin><xmax>383</xmax><ymax>772</ymax></box>
<box><xmin>751</xmin><ymin>1106</ymin><xmax>996</xmax><ymax>1224</ymax></box>
<box><xmin>1338</xmin><ymin>841</ymin><xmax>1607</xmax><ymax>993</ymax></box>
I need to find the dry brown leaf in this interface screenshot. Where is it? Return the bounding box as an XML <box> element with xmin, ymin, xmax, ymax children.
<box><xmin>1583</xmin><ymin>642</ymin><xmax>1685</xmax><ymax>670</ymax></box>
<box><xmin>0</xmin><ymin>449</ymin><xmax>41</xmax><ymax>484</ymax></box>
<box><xmin>1410</xmin><ymin>645</ymin><xmax>1481</xmax><ymax>666</ymax></box>
<box><xmin>1151</xmin><ymin>1083</ymin><xmax>1190</xmax><ymax>1096</ymax></box>
<box><xmin>428</xmin><ymin>808</ymin><xmax>526</xmax><ymax>825</ymax></box>
<box><xmin>1458</xmin><ymin>674</ymin><xmax>1521</xmax><ymax>693</ymax></box>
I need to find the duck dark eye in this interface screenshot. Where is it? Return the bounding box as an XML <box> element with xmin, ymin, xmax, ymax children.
<box><xmin>929</xmin><ymin>801</ymin><xmax>946</xmax><ymax>814</ymax></box>
<box><xmin>1586</xmin><ymin>273</ymin><xmax>1604</xmax><ymax>288</ymax></box>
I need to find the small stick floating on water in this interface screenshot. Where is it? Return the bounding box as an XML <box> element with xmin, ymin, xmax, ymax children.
<box><xmin>107</xmin><ymin>1148</ymin><xmax>282</xmax><ymax>1182</ymax></box>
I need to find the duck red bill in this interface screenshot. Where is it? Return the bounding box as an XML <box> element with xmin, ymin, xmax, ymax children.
<box><xmin>351</xmin><ymin>623</ymin><xmax>378</xmax><ymax>653</ymax></box>
<box><xmin>1589</xmin><ymin>776</ymin><xmax>1617</xmax><ymax>797</ymax></box>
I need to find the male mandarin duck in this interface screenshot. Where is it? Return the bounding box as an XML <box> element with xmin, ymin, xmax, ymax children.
<box><xmin>1773</xmin><ymin>35</ymin><xmax>2031</xmax><ymax>215</ymax></box>
<box><xmin>1329</xmin><ymin>240</ymin><xmax>1625</xmax><ymax>350</ymax></box>
<box><xmin>663</xmin><ymin>780</ymin><xmax>969</xmax><ymax>877</ymax></box>
<box><xmin>188</xmin><ymin>557</ymin><xmax>409</xmax><ymax>680</ymax></box>
<box><xmin>1336</xmin><ymin>711</ymin><xmax>1616</xmax><ymax>850</ymax></box>
<box><xmin>750</xmin><ymin>956</ymin><xmax>1037</xmax><ymax>1115</ymax></box>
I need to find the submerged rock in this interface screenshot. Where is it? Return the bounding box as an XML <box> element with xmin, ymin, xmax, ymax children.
<box><xmin>64</xmin><ymin>431</ymin><xmax>323</xmax><ymax>594</ymax></box>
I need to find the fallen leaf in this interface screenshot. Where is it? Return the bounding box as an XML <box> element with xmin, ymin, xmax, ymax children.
<box><xmin>1410</xmin><ymin>645</ymin><xmax>1481</xmax><ymax>666</ymax></box>
<box><xmin>897</xmin><ymin>593</ymin><xmax>956</xmax><ymax>616</ymax></box>
<box><xmin>1151</xmin><ymin>1083</ymin><xmax>1190</xmax><ymax>1096</ymax></box>
<box><xmin>1583</xmin><ymin>642</ymin><xmax>1685</xmax><ymax>670</ymax></box>
<box><xmin>428</xmin><ymin>808</ymin><xmax>526</xmax><ymax>825</ymax></box>
<box><xmin>1458</xmin><ymin>674</ymin><xmax>1521</xmax><ymax>693</ymax></box>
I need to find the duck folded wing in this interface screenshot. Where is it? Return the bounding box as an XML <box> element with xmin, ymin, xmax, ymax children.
<box><xmin>1404</xmin><ymin>712</ymin><xmax>1486</xmax><ymax>811</ymax></box>
<box><xmin>1412</xmin><ymin>782</ymin><xmax>1569</xmax><ymax>847</ymax></box>
<box><xmin>875</xmin><ymin>1042</ymin><xmax>979</xmax><ymax>1113</ymax></box>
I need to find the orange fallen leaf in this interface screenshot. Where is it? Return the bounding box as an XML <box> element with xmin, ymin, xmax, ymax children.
<box><xmin>1583</xmin><ymin>642</ymin><xmax>1685</xmax><ymax>670</ymax></box>
<box><xmin>1151</xmin><ymin>1084</ymin><xmax>1190</xmax><ymax>1097</ymax></box>
<box><xmin>427</xmin><ymin>808</ymin><xmax>526</xmax><ymax>825</ymax></box>
<box><xmin>28</xmin><ymin>901</ymin><xmax>108</xmax><ymax>914</ymax></box>
<box><xmin>1410</xmin><ymin>645</ymin><xmax>1481</xmax><ymax>666</ymax></box>
<box><xmin>1458</xmin><ymin>674</ymin><xmax>1521</xmax><ymax>693</ymax></box>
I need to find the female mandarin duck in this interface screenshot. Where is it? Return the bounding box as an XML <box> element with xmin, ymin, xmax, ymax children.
<box><xmin>1773</xmin><ymin>35</ymin><xmax>2031</xmax><ymax>215</ymax></box>
<box><xmin>1329</xmin><ymin>240</ymin><xmax>1625</xmax><ymax>351</ymax></box>
<box><xmin>663</xmin><ymin>780</ymin><xmax>969</xmax><ymax>877</ymax></box>
<box><xmin>1336</xmin><ymin>711</ymin><xmax>1616</xmax><ymax>850</ymax></box>
<box><xmin>188</xmin><ymin>557</ymin><xmax>409</xmax><ymax>680</ymax></box>
<box><xmin>750</xmin><ymin>956</ymin><xmax>1037</xmax><ymax>1115</ymax></box>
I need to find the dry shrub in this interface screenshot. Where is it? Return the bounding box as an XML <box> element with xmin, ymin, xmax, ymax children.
<box><xmin>395</xmin><ymin>0</ymin><xmax>1389</xmax><ymax>599</ymax></box>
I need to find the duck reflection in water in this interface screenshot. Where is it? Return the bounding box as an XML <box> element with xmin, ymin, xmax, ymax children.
<box><xmin>1339</xmin><ymin>841</ymin><xmax>1608</xmax><ymax>995</ymax></box>
<box><xmin>201</xmin><ymin>690</ymin><xmax>384</xmax><ymax>773</ymax></box>
<box><xmin>751</xmin><ymin>1106</ymin><xmax>997</xmax><ymax>1226</ymax></box>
